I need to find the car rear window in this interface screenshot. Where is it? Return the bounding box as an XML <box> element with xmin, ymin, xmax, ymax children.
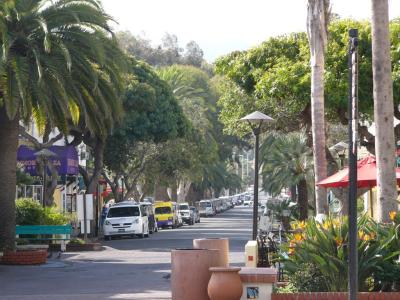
<box><xmin>107</xmin><ymin>206</ymin><xmax>140</xmax><ymax>218</ymax></box>
<box><xmin>155</xmin><ymin>207</ymin><xmax>171</xmax><ymax>214</ymax></box>
<box><xmin>179</xmin><ymin>204</ymin><xmax>189</xmax><ymax>210</ymax></box>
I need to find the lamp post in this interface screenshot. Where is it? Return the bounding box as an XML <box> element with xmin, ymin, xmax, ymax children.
<box><xmin>240</xmin><ymin>111</ymin><xmax>274</xmax><ymax>240</ymax></box>
<box><xmin>348</xmin><ymin>28</ymin><xmax>359</xmax><ymax>300</ymax></box>
<box><xmin>34</xmin><ymin>148</ymin><xmax>57</xmax><ymax>207</ymax></box>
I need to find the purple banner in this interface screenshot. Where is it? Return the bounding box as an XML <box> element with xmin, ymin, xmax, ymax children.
<box><xmin>17</xmin><ymin>145</ymin><xmax>79</xmax><ymax>176</ymax></box>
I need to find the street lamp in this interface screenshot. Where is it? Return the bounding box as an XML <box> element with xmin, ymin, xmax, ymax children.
<box><xmin>34</xmin><ymin>148</ymin><xmax>57</xmax><ymax>207</ymax></box>
<box><xmin>240</xmin><ymin>111</ymin><xmax>274</xmax><ymax>240</ymax></box>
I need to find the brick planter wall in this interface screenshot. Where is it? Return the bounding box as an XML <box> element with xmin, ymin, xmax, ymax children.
<box><xmin>272</xmin><ymin>293</ymin><xmax>400</xmax><ymax>299</ymax></box>
<box><xmin>0</xmin><ymin>250</ymin><xmax>47</xmax><ymax>265</ymax></box>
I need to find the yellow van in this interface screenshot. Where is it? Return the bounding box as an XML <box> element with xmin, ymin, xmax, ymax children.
<box><xmin>155</xmin><ymin>201</ymin><xmax>178</xmax><ymax>229</ymax></box>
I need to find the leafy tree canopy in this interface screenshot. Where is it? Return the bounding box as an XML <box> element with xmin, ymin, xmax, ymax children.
<box><xmin>215</xmin><ymin>19</ymin><xmax>400</xmax><ymax>141</ymax></box>
<box><xmin>104</xmin><ymin>57</ymin><xmax>189</xmax><ymax>173</ymax></box>
<box><xmin>116</xmin><ymin>31</ymin><xmax>206</xmax><ymax>68</ymax></box>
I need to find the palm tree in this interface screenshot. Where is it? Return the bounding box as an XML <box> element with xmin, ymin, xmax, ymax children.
<box><xmin>0</xmin><ymin>0</ymin><xmax>124</xmax><ymax>250</ymax></box>
<box><xmin>261</xmin><ymin>132</ymin><xmax>313</xmax><ymax>220</ymax></box>
<box><xmin>306</xmin><ymin>0</ymin><xmax>330</xmax><ymax>216</ymax></box>
<box><xmin>371</xmin><ymin>0</ymin><xmax>398</xmax><ymax>222</ymax></box>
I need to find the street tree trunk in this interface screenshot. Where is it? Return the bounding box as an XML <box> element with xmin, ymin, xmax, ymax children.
<box><xmin>371</xmin><ymin>0</ymin><xmax>398</xmax><ymax>223</ymax></box>
<box><xmin>154</xmin><ymin>177</ymin><xmax>170</xmax><ymax>201</ymax></box>
<box><xmin>307</xmin><ymin>0</ymin><xmax>330</xmax><ymax>215</ymax></box>
<box><xmin>297</xmin><ymin>179</ymin><xmax>309</xmax><ymax>220</ymax></box>
<box><xmin>87</xmin><ymin>139</ymin><xmax>105</xmax><ymax>194</ymax></box>
<box><xmin>290</xmin><ymin>185</ymin><xmax>297</xmax><ymax>203</ymax></box>
<box><xmin>0</xmin><ymin>106</ymin><xmax>18</xmax><ymax>250</ymax></box>
<box><xmin>177</xmin><ymin>179</ymin><xmax>191</xmax><ymax>202</ymax></box>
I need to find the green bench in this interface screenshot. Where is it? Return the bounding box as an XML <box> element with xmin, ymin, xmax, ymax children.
<box><xmin>16</xmin><ymin>225</ymin><xmax>72</xmax><ymax>252</ymax></box>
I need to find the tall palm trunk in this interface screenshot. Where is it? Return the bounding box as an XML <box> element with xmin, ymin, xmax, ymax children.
<box><xmin>371</xmin><ymin>0</ymin><xmax>397</xmax><ymax>223</ymax></box>
<box><xmin>0</xmin><ymin>106</ymin><xmax>18</xmax><ymax>250</ymax></box>
<box><xmin>307</xmin><ymin>0</ymin><xmax>329</xmax><ymax>215</ymax></box>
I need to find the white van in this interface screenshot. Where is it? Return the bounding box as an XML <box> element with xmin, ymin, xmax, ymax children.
<box><xmin>199</xmin><ymin>200</ymin><xmax>214</xmax><ymax>217</ymax></box>
<box><xmin>178</xmin><ymin>202</ymin><xmax>194</xmax><ymax>225</ymax></box>
<box><xmin>103</xmin><ymin>201</ymin><xmax>149</xmax><ymax>240</ymax></box>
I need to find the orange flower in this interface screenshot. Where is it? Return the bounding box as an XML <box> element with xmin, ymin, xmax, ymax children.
<box><xmin>390</xmin><ymin>211</ymin><xmax>397</xmax><ymax>221</ymax></box>
<box><xmin>332</xmin><ymin>219</ymin><xmax>341</xmax><ymax>228</ymax></box>
<box><xmin>294</xmin><ymin>233</ymin><xmax>303</xmax><ymax>242</ymax></box>
<box><xmin>363</xmin><ymin>234</ymin><xmax>371</xmax><ymax>241</ymax></box>
<box><xmin>298</xmin><ymin>221</ymin><xmax>306</xmax><ymax>230</ymax></box>
<box><xmin>335</xmin><ymin>237</ymin><xmax>343</xmax><ymax>247</ymax></box>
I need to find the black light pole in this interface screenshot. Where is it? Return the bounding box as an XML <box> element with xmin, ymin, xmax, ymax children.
<box><xmin>34</xmin><ymin>149</ymin><xmax>56</xmax><ymax>207</ymax></box>
<box><xmin>252</xmin><ymin>128</ymin><xmax>260</xmax><ymax>240</ymax></box>
<box><xmin>42</xmin><ymin>158</ymin><xmax>47</xmax><ymax>207</ymax></box>
<box><xmin>348</xmin><ymin>28</ymin><xmax>359</xmax><ymax>300</ymax></box>
<box><xmin>240</xmin><ymin>111</ymin><xmax>274</xmax><ymax>240</ymax></box>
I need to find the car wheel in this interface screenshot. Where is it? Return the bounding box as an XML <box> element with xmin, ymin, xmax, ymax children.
<box><xmin>137</xmin><ymin>226</ymin><xmax>145</xmax><ymax>238</ymax></box>
<box><xmin>104</xmin><ymin>235</ymin><xmax>110</xmax><ymax>241</ymax></box>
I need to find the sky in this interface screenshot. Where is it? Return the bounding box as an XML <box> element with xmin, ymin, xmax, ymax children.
<box><xmin>101</xmin><ymin>0</ymin><xmax>400</xmax><ymax>62</ymax></box>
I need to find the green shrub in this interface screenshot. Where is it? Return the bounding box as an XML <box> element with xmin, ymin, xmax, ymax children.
<box><xmin>70</xmin><ymin>238</ymin><xmax>85</xmax><ymax>245</ymax></box>
<box><xmin>16</xmin><ymin>198</ymin><xmax>69</xmax><ymax>225</ymax></box>
<box><xmin>43</xmin><ymin>207</ymin><xmax>69</xmax><ymax>225</ymax></box>
<box><xmin>282</xmin><ymin>216</ymin><xmax>400</xmax><ymax>292</ymax></box>
<box><xmin>16</xmin><ymin>198</ymin><xmax>44</xmax><ymax>225</ymax></box>
<box><xmin>274</xmin><ymin>282</ymin><xmax>299</xmax><ymax>294</ymax></box>
<box><xmin>285</xmin><ymin>263</ymin><xmax>327</xmax><ymax>292</ymax></box>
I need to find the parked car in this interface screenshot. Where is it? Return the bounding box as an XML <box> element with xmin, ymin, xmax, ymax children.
<box><xmin>190</xmin><ymin>206</ymin><xmax>200</xmax><ymax>223</ymax></box>
<box><xmin>140</xmin><ymin>202</ymin><xmax>158</xmax><ymax>234</ymax></box>
<box><xmin>103</xmin><ymin>201</ymin><xmax>149</xmax><ymax>240</ymax></box>
<box><xmin>178</xmin><ymin>202</ymin><xmax>195</xmax><ymax>225</ymax></box>
<box><xmin>199</xmin><ymin>200</ymin><xmax>214</xmax><ymax>217</ymax></box>
<box><xmin>244</xmin><ymin>199</ymin><xmax>253</xmax><ymax>206</ymax></box>
<box><xmin>173</xmin><ymin>202</ymin><xmax>184</xmax><ymax>227</ymax></box>
<box><xmin>155</xmin><ymin>201</ymin><xmax>178</xmax><ymax>229</ymax></box>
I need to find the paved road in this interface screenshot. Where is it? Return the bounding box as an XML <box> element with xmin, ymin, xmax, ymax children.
<box><xmin>0</xmin><ymin>206</ymin><xmax>252</xmax><ymax>300</ymax></box>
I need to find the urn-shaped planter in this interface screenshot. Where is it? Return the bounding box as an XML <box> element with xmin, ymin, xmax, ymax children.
<box><xmin>208</xmin><ymin>267</ymin><xmax>242</xmax><ymax>300</ymax></box>
<box><xmin>193</xmin><ymin>238</ymin><xmax>229</xmax><ymax>267</ymax></box>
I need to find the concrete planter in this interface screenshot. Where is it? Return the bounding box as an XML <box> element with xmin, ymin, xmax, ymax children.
<box><xmin>193</xmin><ymin>238</ymin><xmax>229</xmax><ymax>267</ymax></box>
<box><xmin>208</xmin><ymin>267</ymin><xmax>242</xmax><ymax>300</ymax></box>
<box><xmin>0</xmin><ymin>250</ymin><xmax>47</xmax><ymax>265</ymax></box>
<box><xmin>171</xmin><ymin>248</ymin><xmax>220</xmax><ymax>300</ymax></box>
